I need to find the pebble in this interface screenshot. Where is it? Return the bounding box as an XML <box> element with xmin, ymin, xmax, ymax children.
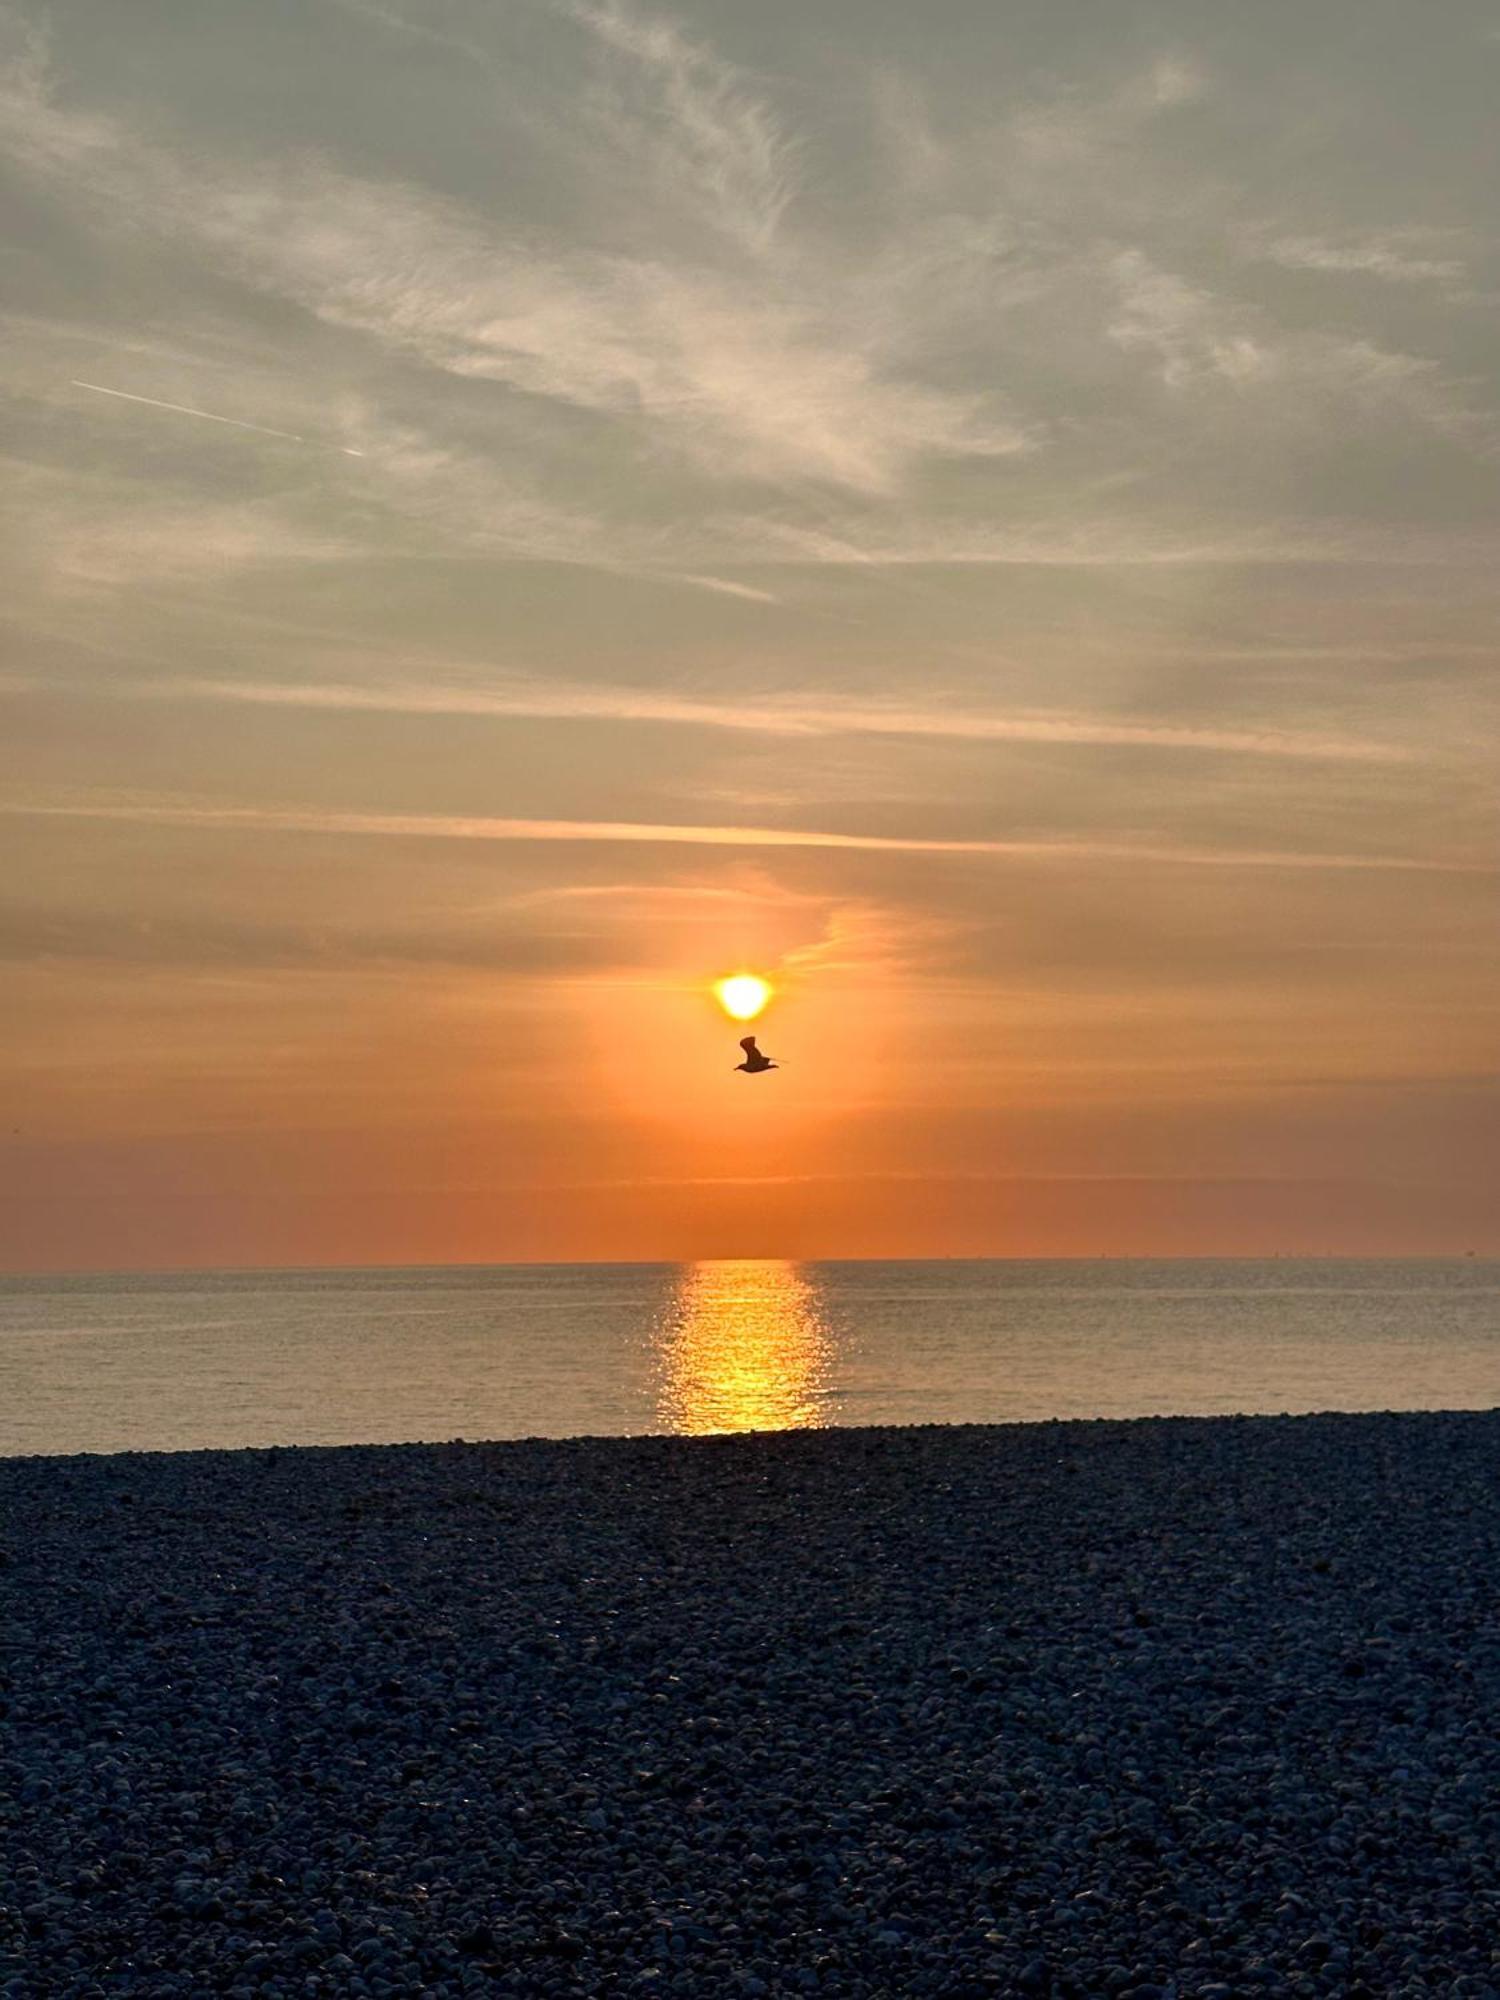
<box><xmin>2</xmin><ymin>1410</ymin><xmax>1498</xmax><ymax>1996</ymax></box>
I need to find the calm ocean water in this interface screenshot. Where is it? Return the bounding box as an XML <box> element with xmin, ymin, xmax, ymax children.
<box><xmin>1</xmin><ymin>1259</ymin><xmax>1496</xmax><ymax>1457</ymax></box>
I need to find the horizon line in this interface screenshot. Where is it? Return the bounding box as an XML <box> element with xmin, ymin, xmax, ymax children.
<box><xmin>2</xmin><ymin>1248</ymin><xmax>1493</xmax><ymax>1282</ymax></box>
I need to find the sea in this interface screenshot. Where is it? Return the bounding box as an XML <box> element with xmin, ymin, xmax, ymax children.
<box><xmin>1</xmin><ymin>1258</ymin><xmax>1496</xmax><ymax>1457</ymax></box>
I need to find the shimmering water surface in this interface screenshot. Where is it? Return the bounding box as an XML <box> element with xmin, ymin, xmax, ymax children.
<box><xmin>1</xmin><ymin>1259</ymin><xmax>1495</xmax><ymax>1456</ymax></box>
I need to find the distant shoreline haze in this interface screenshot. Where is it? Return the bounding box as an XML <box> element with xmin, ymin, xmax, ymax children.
<box><xmin>1</xmin><ymin>1158</ymin><xmax>1496</xmax><ymax>1274</ymax></box>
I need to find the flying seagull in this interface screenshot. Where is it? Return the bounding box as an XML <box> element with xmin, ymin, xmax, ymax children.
<box><xmin>735</xmin><ymin>1035</ymin><xmax>778</xmax><ymax>1074</ymax></box>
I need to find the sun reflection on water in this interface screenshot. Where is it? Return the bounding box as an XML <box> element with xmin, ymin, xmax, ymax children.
<box><xmin>654</xmin><ymin>1260</ymin><xmax>834</xmax><ymax>1435</ymax></box>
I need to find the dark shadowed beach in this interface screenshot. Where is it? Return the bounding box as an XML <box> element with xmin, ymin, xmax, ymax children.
<box><xmin>4</xmin><ymin>1411</ymin><xmax>1498</xmax><ymax>1998</ymax></box>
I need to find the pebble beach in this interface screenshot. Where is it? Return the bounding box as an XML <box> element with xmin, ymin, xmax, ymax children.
<box><xmin>3</xmin><ymin>1410</ymin><xmax>1498</xmax><ymax>1998</ymax></box>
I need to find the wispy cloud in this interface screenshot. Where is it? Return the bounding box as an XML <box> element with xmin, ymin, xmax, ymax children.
<box><xmin>144</xmin><ymin>673</ymin><xmax>1407</xmax><ymax>764</ymax></box>
<box><xmin>1102</xmin><ymin>246</ymin><xmax>1492</xmax><ymax>462</ymax></box>
<box><xmin>5</xmin><ymin>797</ymin><xmax>1484</xmax><ymax>873</ymax></box>
<box><xmin>778</xmin><ymin>897</ymin><xmax>957</xmax><ymax>980</ymax></box>
<box><xmin>1109</xmin><ymin>250</ymin><xmax>1430</xmax><ymax>399</ymax></box>
<box><xmin>566</xmin><ymin>0</ymin><xmax>795</xmax><ymax>253</ymax></box>
<box><xmin>1245</xmin><ymin>229</ymin><xmax>1468</xmax><ymax>286</ymax></box>
<box><xmin>0</xmin><ymin>11</ymin><xmax>1028</xmax><ymax>497</ymax></box>
<box><xmin>707</xmin><ymin>510</ymin><xmax>1500</xmax><ymax>570</ymax></box>
<box><xmin>670</xmin><ymin>573</ymin><xmax>780</xmax><ymax>603</ymax></box>
<box><xmin>6</xmin><ymin>2</ymin><xmax>1495</xmax><ymax>592</ymax></box>
<box><xmin>0</xmin><ymin>457</ymin><xmax>357</xmax><ymax>584</ymax></box>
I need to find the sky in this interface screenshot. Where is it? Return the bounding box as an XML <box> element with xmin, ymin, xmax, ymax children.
<box><xmin>1</xmin><ymin>0</ymin><xmax>1496</xmax><ymax>1270</ymax></box>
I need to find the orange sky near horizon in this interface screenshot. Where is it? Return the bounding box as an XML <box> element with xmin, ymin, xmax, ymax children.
<box><xmin>3</xmin><ymin>824</ymin><xmax>1494</xmax><ymax>1269</ymax></box>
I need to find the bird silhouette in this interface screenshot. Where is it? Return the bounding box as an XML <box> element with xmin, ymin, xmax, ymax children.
<box><xmin>735</xmin><ymin>1035</ymin><xmax>778</xmax><ymax>1074</ymax></box>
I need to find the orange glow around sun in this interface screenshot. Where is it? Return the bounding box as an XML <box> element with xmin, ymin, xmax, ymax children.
<box><xmin>714</xmin><ymin>973</ymin><xmax>773</xmax><ymax>1022</ymax></box>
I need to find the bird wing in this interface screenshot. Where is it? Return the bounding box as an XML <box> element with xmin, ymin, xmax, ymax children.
<box><xmin>739</xmin><ymin>1035</ymin><xmax>759</xmax><ymax>1054</ymax></box>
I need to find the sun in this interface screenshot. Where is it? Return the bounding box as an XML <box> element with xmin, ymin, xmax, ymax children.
<box><xmin>714</xmin><ymin>973</ymin><xmax>773</xmax><ymax>1022</ymax></box>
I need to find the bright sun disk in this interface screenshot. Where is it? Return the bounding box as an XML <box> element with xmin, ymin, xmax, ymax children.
<box><xmin>714</xmin><ymin>973</ymin><xmax>772</xmax><ymax>1021</ymax></box>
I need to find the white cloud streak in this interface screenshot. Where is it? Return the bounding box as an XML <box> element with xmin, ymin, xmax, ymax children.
<box><xmin>4</xmin><ymin>798</ymin><xmax>1484</xmax><ymax>873</ymax></box>
<box><xmin>146</xmin><ymin>674</ymin><xmax>1407</xmax><ymax>765</ymax></box>
<box><xmin>1247</xmin><ymin>231</ymin><xmax>1467</xmax><ymax>286</ymax></box>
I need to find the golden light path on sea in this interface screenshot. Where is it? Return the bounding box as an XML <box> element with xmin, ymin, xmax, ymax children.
<box><xmin>654</xmin><ymin>1260</ymin><xmax>833</xmax><ymax>1434</ymax></box>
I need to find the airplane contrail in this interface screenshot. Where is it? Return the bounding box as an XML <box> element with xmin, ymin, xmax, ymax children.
<box><xmin>69</xmin><ymin>380</ymin><xmax>365</xmax><ymax>456</ymax></box>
